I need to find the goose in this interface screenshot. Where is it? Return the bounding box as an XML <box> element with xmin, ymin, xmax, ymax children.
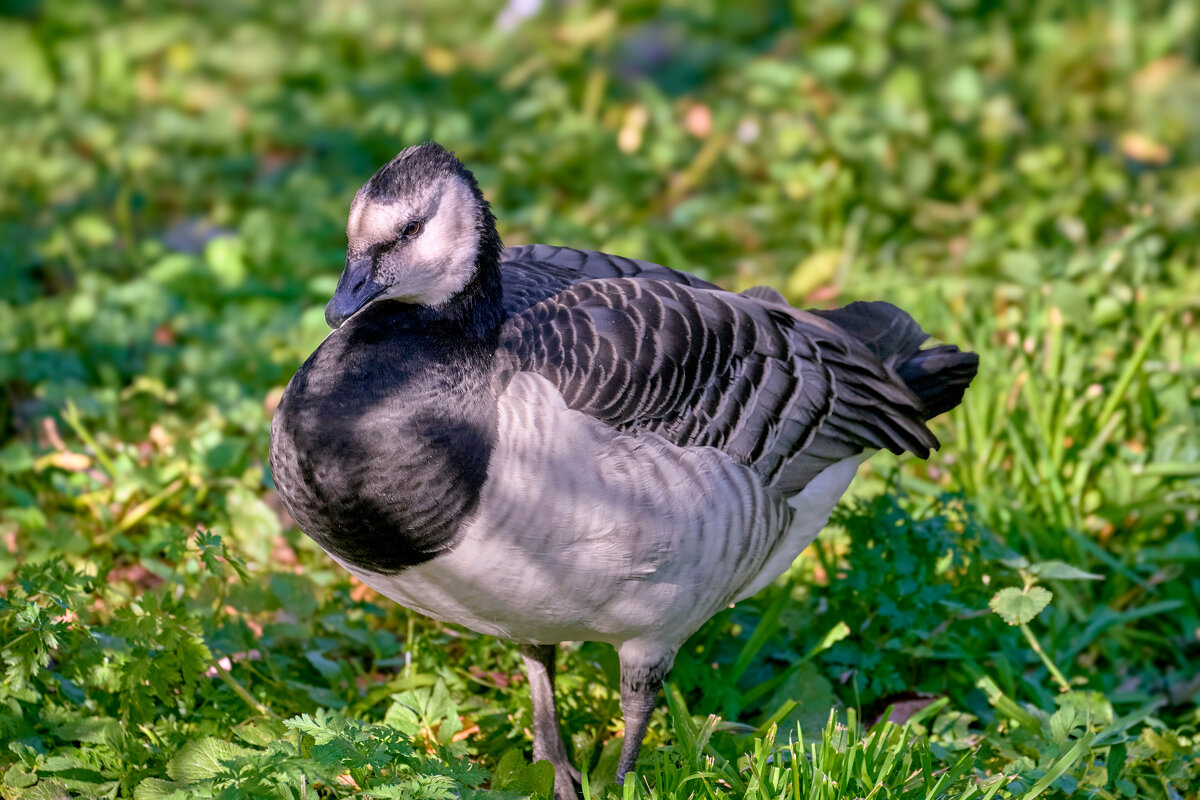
<box><xmin>268</xmin><ymin>142</ymin><xmax>978</xmax><ymax>797</ymax></box>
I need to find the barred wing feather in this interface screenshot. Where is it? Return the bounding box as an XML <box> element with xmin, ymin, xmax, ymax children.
<box><xmin>498</xmin><ymin>244</ymin><xmax>716</xmax><ymax>316</ymax></box>
<box><xmin>500</xmin><ymin>277</ymin><xmax>941</xmax><ymax>494</ymax></box>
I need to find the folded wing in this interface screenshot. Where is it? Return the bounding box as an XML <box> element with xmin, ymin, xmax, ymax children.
<box><xmin>499</xmin><ymin>244</ymin><xmax>716</xmax><ymax>316</ymax></box>
<box><xmin>500</xmin><ymin>276</ymin><xmax>945</xmax><ymax>494</ymax></box>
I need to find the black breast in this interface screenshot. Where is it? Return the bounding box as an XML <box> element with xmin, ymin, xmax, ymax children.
<box><xmin>268</xmin><ymin>301</ymin><xmax>500</xmax><ymax>574</ymax></box>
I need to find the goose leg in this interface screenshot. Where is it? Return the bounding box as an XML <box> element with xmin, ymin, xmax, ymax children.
<box><xmin>615</xmin><ymin>643</ymin><xmax>675</xmax><ymax>785</ymax></box>
<box><xmin>520</xmin><ymin>643</ymin><xmax>581</xmax><ymax>799</ymax></box>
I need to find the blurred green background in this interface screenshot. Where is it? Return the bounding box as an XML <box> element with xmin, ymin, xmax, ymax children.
<box><xmin>1</xmin><ymin>1</ymin><xmax>1199</xmax><ymax>798</ymax></box>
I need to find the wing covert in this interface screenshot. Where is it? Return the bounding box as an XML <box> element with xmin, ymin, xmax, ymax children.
<box><xmin>500</xmin><ymin>277</ymin><xmax>940</xmax><ymax>493</ymax></box>
<box><xmin>499</xmin><ymin>244</ymin><xmax>717</xmax><ymax>316</ymax></box>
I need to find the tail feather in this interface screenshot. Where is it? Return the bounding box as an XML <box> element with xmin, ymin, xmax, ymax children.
<box><xmin>811</xmin><ymin>300</ymin><xmax>979</xmax><ymax>420</ymax></box>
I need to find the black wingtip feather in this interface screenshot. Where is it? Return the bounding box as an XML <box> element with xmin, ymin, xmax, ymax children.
<box><xmin>809</xmin><ymin>301</ymin><xmax>928</xmax><ymax>366</ymax></box>
<box><xmin>897</xmin><ymin>345</ymin><xmax>980</xmax><ymax>419</ymax></box>
<box><xmin>811</xmin><ymin>300</ymin><xmax>978</xmax><ymax>422</ymax></box>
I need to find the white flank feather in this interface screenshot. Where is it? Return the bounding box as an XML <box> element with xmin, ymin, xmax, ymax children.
<box><xmin>334</xmin><ymin>372</ymin><xmax>804</xmax><ymax>649</ymax></box>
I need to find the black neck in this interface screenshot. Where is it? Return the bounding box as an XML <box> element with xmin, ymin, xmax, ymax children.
<box><xmin>269</xmin><ymin>242</ymin><xmax>507</xmax><ymax>574</ymax></box>
<box><xmin>392</xmin><ymin>206</ymin><xmax>505</xmax><ymax>336</ymax></box>
<box><xmin>404</xmin><ymin>253</ymin><xmax>504</xmax><ymax>336</ymax></box>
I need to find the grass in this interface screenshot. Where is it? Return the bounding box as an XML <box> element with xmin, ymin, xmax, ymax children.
<box><xmin>1</xmin><ymin>0</ymin><xmax>1198</xmax><ymax>797</ymax></box>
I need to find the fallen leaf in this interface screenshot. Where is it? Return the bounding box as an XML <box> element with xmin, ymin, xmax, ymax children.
<box><xmin>452</xmin><ymin>718</ymin><xmax>480</xmax><ymax>742</ymax></box>
<box><xmin>1132</xmin><ymin>56</ymin><xmax>1183</xmax><ymax>94</ymax></box>
<box><xmin>42</xmin><ymin>416</ymin><xmax>67</xmax><ymax>451</ymax></box>
<box><xmin>109</xmin><ymin>563</ymin><xmax>164</xmax><ymax>589</ymax></box>
<box><xmin>349</xmin><ymin>576</ymin><xmax>379</xmax><ymax>602</ymax></box>
<box><xmin>1119</xmin><ymin>132</ymin><xmax>1170</xmax><ymax>165</ymax></box>
<box><xmin>868</xmin><ymin>693</ymin><xmax>942</xmax><ymax>726</ymax></box>
<box><xmin>263</xmin><ymin>387</ymin><xmax>285</xmax><ymax>417</ymax></box>
<box><xmin>618</xmin><ymin>105</ymin><xmax>648</xmax><ymax>154</ymax></box>
<box><xmin>36</xmin><ymin>451</ymin><xmax>92</xmax><ymax>472</ymax></box>
<box><xmin>270</xmin><ymin>534</ymin><xmax>298</xmax><ymax>565</ymax></box>
<box><xmin>684</xmin><ymin>103</ymin><xmax>712</xmax><ymax>138</ymax></box>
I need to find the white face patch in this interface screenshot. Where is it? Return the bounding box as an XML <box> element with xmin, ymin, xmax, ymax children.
<box><xmin>393</xmin><ymin>177</ymin><xmax>480</xmax><ymax>306</ymax></box>
<box><xmin>345</xmin><ymin>173</ymin><xmax>482</xmax><ymax>308</ymax></box>
<box><xmin>347</xmin><ymin>197</ymin><xmax>413</xmax><ymax>253</ymax></box>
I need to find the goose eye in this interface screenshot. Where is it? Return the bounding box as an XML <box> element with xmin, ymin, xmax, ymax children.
<box><xmin>402</xmin><ymin>220</ymin><xmax>422</xmax><ymax>237</ymax></box>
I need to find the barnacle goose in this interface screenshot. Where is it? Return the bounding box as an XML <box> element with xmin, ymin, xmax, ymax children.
<box><xmin>269</xmin><ymin>142</ymin><xmax>978</xmax><ymax>797</ymax></box>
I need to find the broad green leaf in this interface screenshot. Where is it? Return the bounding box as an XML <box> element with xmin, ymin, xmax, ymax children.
<box><xmin>269</xmin><ymin>573</ymin><xmax>319</xmax><ymax>619</ymax></box>
<box><xmin>133</xmin><ymin>778</ymin><xmax>189</xmax><ymax>800</ymax></box>
<box><xmin>367</xmin><ymin>775</ymin><xmax>460</xmax><ymax>799</ymax></box>
<box><xmin>1028</xmin><ymin>561</ymin><xmax>1102</xmax><ymax>581</ymax></box>
<box><xmin>1019</xmin><ymin>732</ymin><xmax>1095</xmax><ymax>799</ymax></box>
<box><xmin>1106</xmin><ymin>742</ymin><xmax>1127</xmax><ymax>787</ymax></box>
<box><xmin>18</xmin><ymin>778</ymin><xmax>74</xmax><ymax>799</ymax></box>
<box><xmin>761</xmin><ymin>662</ymin><xmax>840</xmax><ymax>741</ymax></box>
<box><xmin>0</xmin><ymin>22</ymin><xmax>56</xmax><ymax>103</ymax></box>
<box><xmin>72</xmin><ymin>215</ymin><xmax>116</xmax><ymax>248</ymax></box>
<box><xmin>205</xmin><ymin>236</ymin><xmax>246</xmax><ymax>288</ymax></box>
<box><xmin>989</xmin><ymin>586</ymin><xmax>1053</xmax><ymax>625</ymax></box>
<box><xmin>1049</xmin><ymin>704</ymin><xmax>1080</xmax><ymax>745</ymax></box>
<box><xmin>231</xmin><ymin>719</ymin><xmax>289</xmax><ymax>748</ymax></box>
<box><xmin>3</xmin><ymin>768</ymin><xmax>37</xmax><ymax>789</ymax></box>
<box><xmin>814</xmin><ymin>620</ymin><xmax>851</xmax><ymax>652</ymax></box>
<box><xmin>809</xmin><ymin>45</ymin><xmax>855</xmax><ymax>78</ymax></box>
<box><xmin>493</xmin><ymin>749</ymin><xmax>555</xmax><ymax>796</ymax></box>
<box><xmin>49</xmin><ymin>716</ymin><xmax>120</xmax><ymax>745</ymax></box>
<box><xmin>944</xmin><ymin>65</ymin><xmax>983</xmax><ymax>111</ymax></box>
<box><xmin>284</xmin><ymin>711</ymin><xmax>337</xmax><ymax>741</ymax></box>
<box><xmin>0</xmin><ymin>443</ymin><xmax>33</xmax><ymax>474</ymax></box>
<box><xmin>224</xmin><ymin>484</ymin><xmax>282</xmax><ymax>562</ymax></box>
<box><xmin>383</xmin><ymin>695</ymin><xmax>422</xmax><ymax>735</ymax></box>
<box><xmin>1000</xmin><ymin>251</ymin><xmax>1042</xmax><ymax>286</ymax></box>
<box><xmin>165</xmin><ymin>738</ymin><xmax>249</xmax><ymax>783</ymax></box>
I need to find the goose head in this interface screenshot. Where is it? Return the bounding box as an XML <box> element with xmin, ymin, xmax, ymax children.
<box><xmin>325</xmin><ymin>142</ymin><xmax>502</xmax><ymax>328</ymax></box>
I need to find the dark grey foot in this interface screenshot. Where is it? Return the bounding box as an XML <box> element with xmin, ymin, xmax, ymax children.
<box><xmin>519</xmin><ymin>643</ymin><xmax>581</xmax><ymax>800</ymax></box>
<box><xmin>615</xmin><ymin>642</ymin><xmax>676</xmax><ymax>785</ymax></box>
<box><xmin>553</xmin><ymin>764</ymin><xmax>582</xmax><ymax>800</ymax></box>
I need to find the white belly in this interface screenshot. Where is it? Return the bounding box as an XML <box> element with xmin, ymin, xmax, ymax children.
<box><xmin>732</xmin><ymin>451</ymin><xmax>867</xmax><ymax>602</ymax></box>
<box><xmin>335</xmin><ymin>372</ymin><xmax>861</xmax><ymax>647</ymax></box>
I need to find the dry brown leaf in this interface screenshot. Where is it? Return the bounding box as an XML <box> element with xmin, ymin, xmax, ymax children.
<box><xmin>109</xmin><ymin>563</ymin><xmax>164</xmax><ymax>589</ymax></box>
<box><xmin>42</xmin><ymin>416</ymin><xmax>67</xmax><ymax>451</ymax></box>
<box><xmin>263</xmin><ymin>387</ymin><xmax>285</xmax><ymax>418</ymax></box>
<box><xmin>684</xmin><ymin>103</ymin><xmax>713</xmax><ymax>138</ymax></box>
<box><xmin>1132</xmin><ymin>56</ymin><xmax>1184</xmax><ymax>94</ymax></box>
<box><xmin>349</xmin><ymin>576</ymin><xmax>379</xmax><ymax>602</ymax></box>
<box><xmin>37</xmin><ymin>451</ymin><xmax>92</xmax><ymax>472</ymax></box>
<box><xmin>868</xmin><ymin>693</ymin><xmax>942</xmax><ymax>726</ymax></box>
<box><xmin>1120</xmin><ymin>132</ymin><xmax>1170</xmax><ymax>165</ymax></box>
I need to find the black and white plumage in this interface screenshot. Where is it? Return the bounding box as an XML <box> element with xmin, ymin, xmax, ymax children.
<box><xmin>269</xmin><ymin>143</ymin><xmax>978</xmax><ymax>797</ymax></box>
